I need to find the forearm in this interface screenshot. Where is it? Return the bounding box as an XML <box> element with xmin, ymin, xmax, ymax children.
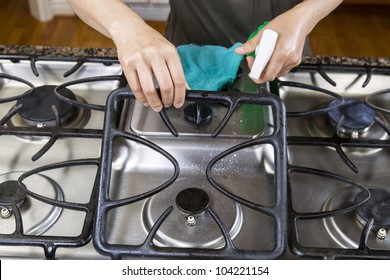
<box><xmin>67</xmin><ymin>0</ymin><xmax>186</xmax><ymax>112</ymax></box>
<box><xmin>294</xmin><ymin>0</ymin><xmax>343</xmax><ymax>34</ymax></box>
<box><xmin>66</xmin><ymin>0</ymin><xmax>146</xmax><ymax>41</ymax></box>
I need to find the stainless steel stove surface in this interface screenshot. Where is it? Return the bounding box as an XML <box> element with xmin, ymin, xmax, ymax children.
<box><xmin>0</xmin><ymin>56</ymin><xmax>123</xmax><ymax>259</ymax></box>
<box><xmin>0</xmin><ymin>53</ymin><xmax>390</xmax><ymax>260</ymax></box>
<box><xmin>278</xmin><ymin>66</ymin><xmax>390</xmax><ymax>259</ymax></box>
<box><xmin>94</xmin><ymin>78</ymin><xmax>287</xmax><ymax>259</ymax></box>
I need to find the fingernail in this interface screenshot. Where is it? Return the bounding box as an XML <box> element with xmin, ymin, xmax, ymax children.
<box><xmin>143</xmin><ymin>103</ymin><xmax>149</xmax><ymax>107</ymax></box>
<box><xmin>174</xmin><ymin>102</ymin><xmax>184</xmax><ymax>108</ymax></box>
<box><xmin>164</xmin><ymin>103</ymin><xmax>173</xmax><ymax>108</ymax></box>
<box><xmin>153</xmin><ymin>106</ymin><xmax>163</xmax><ymax>112</ymax></box>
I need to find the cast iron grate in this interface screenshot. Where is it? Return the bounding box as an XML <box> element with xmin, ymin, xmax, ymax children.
<box><xmin>0</xmin><ymin>159</ymin><xmax>100</xmax><ymax>259</ymax></box>
<box><xmin>283</xmin><ymin>64</ymin><xmax>390</xmax><ymax>259</ymax></box>
<box><xmin>0</xmin><ymin>55</ymin><xmax>122</xmax><ymax>259</ymax></box>
<box><xmin>0</xmin><ymin>56</ymin><xmax>125</xmax><ymax>161</ymax></box>
<box><xmin>93</xmin><ymin>86</ymin><xmax>288</xmax><ymax>259</ymax></box>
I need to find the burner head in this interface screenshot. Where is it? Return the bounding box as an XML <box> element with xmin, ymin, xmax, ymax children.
<box><xmin>0</xmin><ymin>180</ymin><xmax>26</xmax><ymax>209</ymax></box>
<box><xmin>328</xmin><ymin>99</ymin><xmax>376</xmax><ymax>134</ymax></box>
<box><xmin>184</xmin><ymin>102</ymin><xmax>213</xmax><ymax>125</ymax></box>
<box><xmin>176</xmin><ymin>188</ymin><xmax>210</xmax><ymax>215</ymax></box>
<box><xmin>142</xmin><ymin>183</ymin><xmax>243</xmax><ymax>249</ymax></box>
<box><xmin>16</xmin><ymin>85</ymin><xmax>76</xmax><ymax>127</ymax></box>
<box><xmin>354</xmin><ymin>188</ymin><xmax>390</xmax><ymax>230</ymax></box>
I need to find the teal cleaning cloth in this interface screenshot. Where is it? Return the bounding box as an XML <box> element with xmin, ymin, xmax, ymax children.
<box><xmin>177</xmin><ymin>43</ymin><xmax>244</xmax><ymax>91</ymax></box>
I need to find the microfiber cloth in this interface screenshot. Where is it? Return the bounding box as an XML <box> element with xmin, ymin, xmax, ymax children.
<box><xmin>177</xmin><ymin>42</ymin><xmax>244</xmax><ymax>91</ymax></box>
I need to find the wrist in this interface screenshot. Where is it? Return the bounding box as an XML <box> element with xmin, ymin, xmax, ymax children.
<box><xmin>103</xmin><ymin>4</ymin><xmax>144</xmax><ymax>41</ymax></box>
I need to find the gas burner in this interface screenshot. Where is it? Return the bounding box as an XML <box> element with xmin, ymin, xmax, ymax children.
<box><xmin>176</xmin><ymin>188</ymin><xmax>210</xmax><ymax>216</ymax></box>
<box><xmin>355</xmin><ymin>188</ymin><xmax>390</xmax><ymax>231</ymax></box>
<box><xmin>0</xmin><ymin>172</ymin><xmax>64</xmax><ymax>236</ymax></box>
<box><xmin>0</xmin><ymin>180</ymin><xmax>26</xmax><ymax>210</ymax></box>
<box><xmin>323</xmin><ymin>186</ymin><xmax>390</xmax><ymax>249</ymax></box>
<box><xmin>184</xmin><ymin>102</ymin><xmax>213</xmax><ymax>125</ymax></box>
<box><xmin>328</xmin><ymin>99</ymin><xmax>376</xmax><ymax>136</ymax></box>
<box><xmin>7</xmin><ymin>85</ymin><xmax>90</xmax><ymax>131</ymax></box>
<box><xmin>308</xmin><ymin>99</ymin><xmax>388</xmax><ymax>140</ymax></box>
<box><xmin>142</xmin><ymin>184</ymin><xmax>243</xmax><ymax>249</ymax></box>
<box><xmin>307</xmin><ymin>99</ymin><xmax>388</xmax><ymax>155</ymax></box>
<box><xmin>16</xmin><ymin>85</ymin><xmax>76</xmax><ymax>127</ymax></box>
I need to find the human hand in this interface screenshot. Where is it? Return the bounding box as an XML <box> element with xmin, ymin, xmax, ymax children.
<box><xmin>115</xmin><ymin>22</ymin><xmax>186</xmax><ymax>112</ymax></box>
<box><xmin>66</xmin><ymin>0</ymin><xmax>187</xmax><ymax>112</ymax></box>
<box><xmin>235</xmin><ymin>0</ymin><xmax>343</xmax><ymax>83</ymax></box>
<box><xmin>235</xmin><ymin>9</ymin><xmax>308</xmax><ymax>83</ymax></box>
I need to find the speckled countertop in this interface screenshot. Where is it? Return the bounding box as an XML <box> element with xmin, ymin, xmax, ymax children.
<box><xmin>0</xmin><ymin>44</ymin><xmax>389</xmax><ymax>68</ymax></box>
<box><xmin>0</xmin><ymin>45</ymin><xmax>118</xmax><ymax>59</ymax></box>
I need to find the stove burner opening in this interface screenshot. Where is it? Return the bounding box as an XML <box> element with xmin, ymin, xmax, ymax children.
<box><xmin>354</xmin><ymin>188</ymin><xmax>390</xmax><ymax>230</ymax></box>
<box><xmin>323</xmin><ymin>186</ymin><xmax>390</xmax><ymax>249</ymax></box>
<box><xmin>176</xmin><ymin>188</ymin><xmax>210</xmax><ymax>215</ymax></box>
<box><xmin>141</xmin><ymin>183</ymin><xmax>243</xmax><ymax>249</ymax></box>
<box><xmin>184</xmin><ymin>102</ymin><xmax>213</xmax><ymax>125</ymax></box>
<box><xmin>328</xmin><ymin>99</ymin><xmax>376</xmax><ymax>135</ymax></box>
<box><xmin>16</xmin><ymin>85</ymin><xmax>76</xmax><ymax>127</ymax></box>
<box><xmin>0</xmin><ymin>180</ymin><xmax>26</xmax><ymax>210</ymax></box>
<box><xmin>0</xmin><ymin>172</ymin><xmax>65</xmax><ymax>238</ymax></box>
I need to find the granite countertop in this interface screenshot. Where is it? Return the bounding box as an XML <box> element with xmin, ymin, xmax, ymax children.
<box><xmin>0</xmin><ymin>44</ymin><xmax>389</xmax><ymax>68</ymax></box>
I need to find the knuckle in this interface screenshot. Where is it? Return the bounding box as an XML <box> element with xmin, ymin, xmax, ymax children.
<box><xmin>159</xmin><ymin>82</ymin><xmax>173</xmax><ymax>94</ymax></box>
<box><xmin>262</xmin><ymin>71</ymin><xmax>277</xmax><ymax>82</ymax></box>
<box><xmin>292</xmin><ymin>55</ymin><xmax>302</xmax><ymax>66</ymax></box>
<box><xmin>129</xmin><ymin>83</ymin><xmax>142</xmax><ymax>94</ymax></box>
<box><xmin>174</xmin><ymin>78</ymin><xmax>186</xmax><ymax>88</ymax></box>
<box><xmin>121</xmin><ymin>53</ymin><xmax>139</xmax><ymax>67</ymax></box>
<box><xmin>142</xmin><ymin>86</ymin><xmax>156</xmax><ymax>97</ymax></box>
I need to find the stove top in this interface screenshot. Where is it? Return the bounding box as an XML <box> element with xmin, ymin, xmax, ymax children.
<box><xmin>0</xmin><ymin>56</ymin><xmax>123</xmax><ymax>259</ymax></box>
<box><xmin>94</xmin><ymin>86</ymin><xmax>287</xmax><ymax>259</ymax></box>
<box><xmin>0</xmin><ymin>53</ymin><xmax>390</xmax><ymax>259</ymax></box>
<box><xmin>278</xmin><ymin>66</ymin><xmax>390</xmax><ymax>259</ymax></box>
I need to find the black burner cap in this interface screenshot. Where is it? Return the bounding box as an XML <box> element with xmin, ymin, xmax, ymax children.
<box><xmin>328</xmin><ymin>99</ymin><xmax>376</xmax><ymax>133</ymax></box>
<box><xmin>16</xmin><ymin>85</ymin><xmax>76</xmax><ymax>127</ymax></box>
<box><xmin>184</xmin><ymin>102</ymin><xmax>213</xmax><ymax>125</ymax></box>
<box><xmin>0</xmin><ymin>180</ymin><xmax>26</xmax><ymax>208</ymax></box>
<box><xmin>176</xmin><ymin>188</ymin><xmax>210</xmax><ymax>215</ymax></box>
<box><xmin>354</xmin><ymin>188</ymin><xmax>390</xmax><ymax>229</ymax></box>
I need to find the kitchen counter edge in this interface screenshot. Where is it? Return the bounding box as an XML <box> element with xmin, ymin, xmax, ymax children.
<box><xmin>0</xmin><ymin>45</ymin><xmax>389</xmax><ymax>67</ymax></box>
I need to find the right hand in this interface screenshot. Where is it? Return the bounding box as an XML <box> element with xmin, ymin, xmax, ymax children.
<box><xmin>115</xmin><ymin>22</ymin><xmax>187</xmax><ymax>112</ymax></box>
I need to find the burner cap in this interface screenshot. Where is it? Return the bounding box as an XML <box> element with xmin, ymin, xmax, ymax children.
<box><xmin>184</xmin><ymin>102</ymin><xmax>213</xmax><ymax>125</ymax></box>
<box><xmin>142</xmin><ymin>182</ymin><xmax>243</xmax><ymax>249</ymax></box>
<box><xmin>354</xmin><ymin>188</ymin><xmax>390</xmax><ymax>230</ymax></box>
<box><xmin>328</xmin><ymin>99</ymin><xmax>376</xmax><ymax>133</ymax></box>
<box><xmin>16</xmin><ymin>85</ymin><xmax>76</xmax><ymax>127</ymax></box>
<box><xmin>0</xmin><ymin>180</ymin><xmax>26</xmax><ymax>209</ymax></box>
<box><xmin>176</xmin><ymin>188</ymin><xmax>210</xmax><ymax>215</ymax></box>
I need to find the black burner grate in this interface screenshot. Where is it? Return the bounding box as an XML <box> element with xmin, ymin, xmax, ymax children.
<box><xmin>94</xmin><ymin>87</ymin><xmax>288</xmax><ymax>259</ymax></box>
<box><xmin>0</xmin><ymin>159</ymin><xmax>99</xmax><ymax>259</ymax></box>
<box><xmin>0</xmin><ymin>55</ymin><xmax>122</xmax><ymax>259</ymax></box>
<box><xmin>282</xmin><ymin>64</ymin><xmax>390</xmax><ymax>259</ymax></box>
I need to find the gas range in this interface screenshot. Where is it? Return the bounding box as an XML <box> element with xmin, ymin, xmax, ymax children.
<box><xmin>279</xmin><ymin>65</ymin><xmax>390</xmax><ymax>259</ymax></box>
<box><xmin>0</xmin><ymin>54</ymin><xmax>123</xmax><ymax>259</ymax></box>
<box><xmin>0</xmin><ymin>50</ymin><xmax>389</xmax><ymax>259</ymax></box>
